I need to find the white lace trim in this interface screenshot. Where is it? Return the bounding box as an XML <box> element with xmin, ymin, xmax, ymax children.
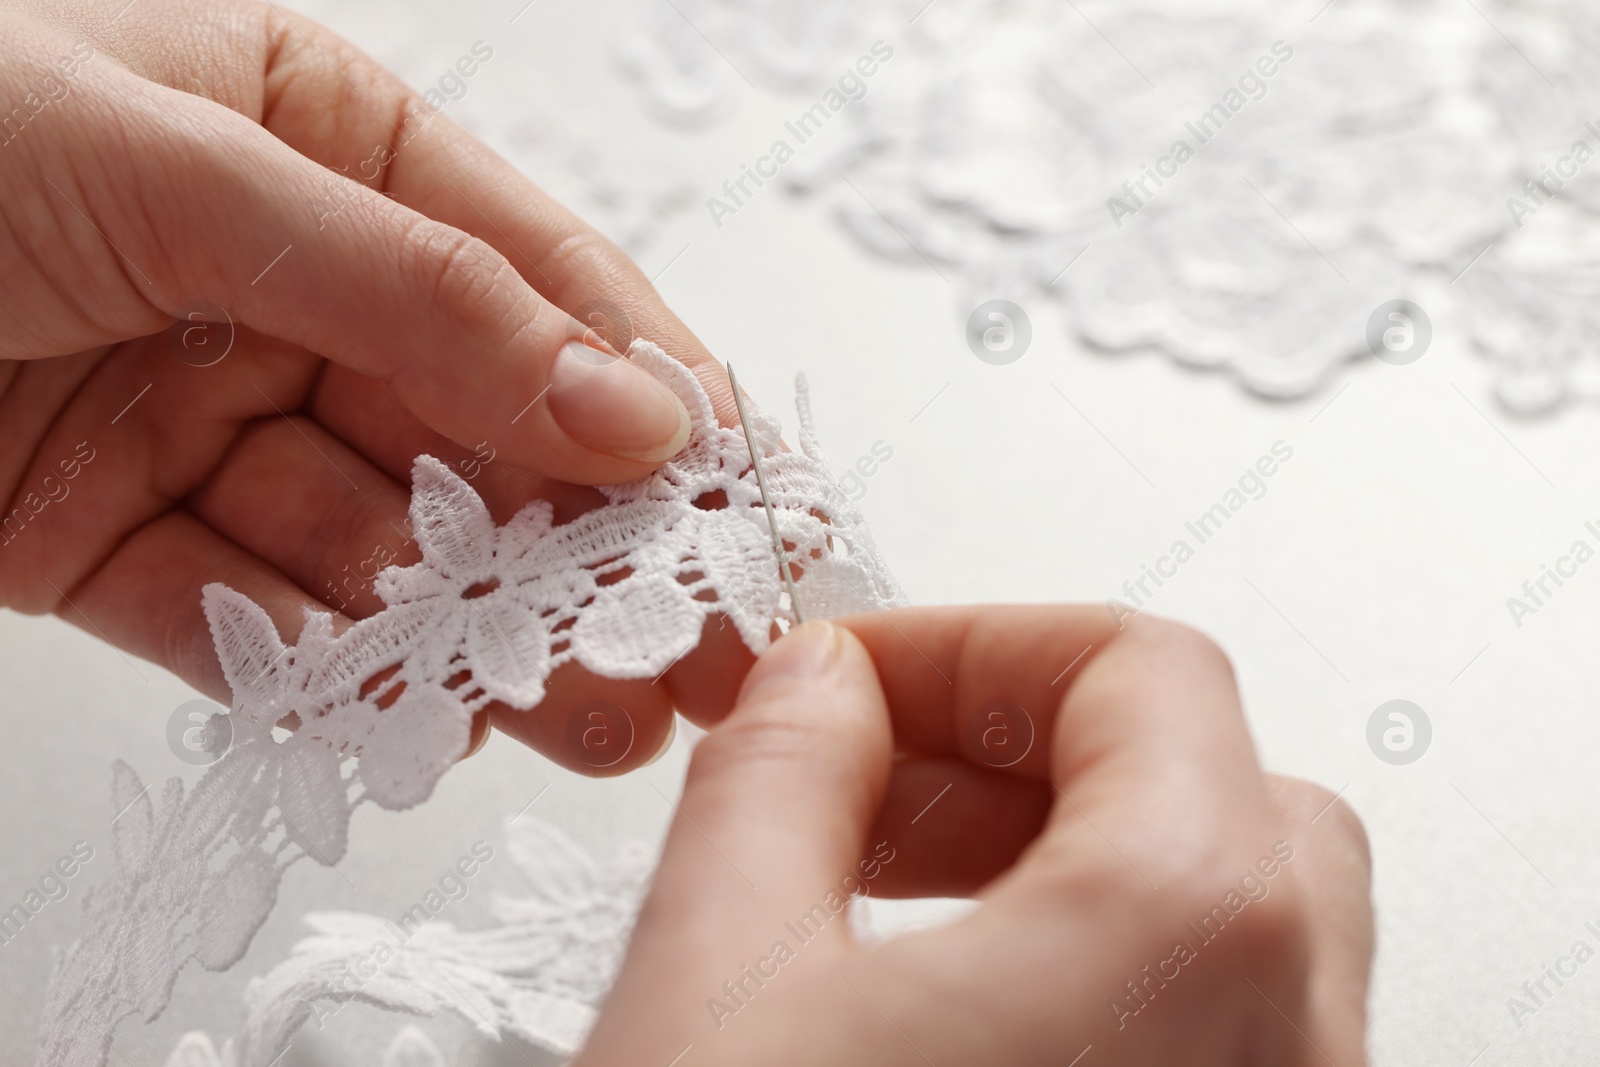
<box><xmin>615</xmin><ymin>0</ymin><xmax>1600</xmax><ymax>409</ymax></box>
<box><xmin>38</xmin><ymin>343</ymin><xmax>905</xmax><ymax>1067</ymax></box>
<box><xmin>220</xmin><ymin>819</ymin><xmax>651</xmax><ymax>1067</ymax></box>
<box><xmin>166</xmin><ymin>1023</ymin><xmax>456</xmax><ymax>1067</ymax></box>
<box><xmin>154</xmin><ymin>817</ymin><xmax>981</xmax><ymax>1067</ymax></box>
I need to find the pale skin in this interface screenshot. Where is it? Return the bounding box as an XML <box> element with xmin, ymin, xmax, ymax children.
<box><xmin>0</xmin><ymin>2</ymin><xmax>1375</xmax><ymax>1062</ymax></box>
<box><xmin>581</xmin><ymin>610</ymin><xmax>1374</xmax><ymax>1067</ymax></box>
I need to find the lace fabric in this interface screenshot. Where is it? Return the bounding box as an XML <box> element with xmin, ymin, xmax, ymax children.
<box><xmin>166</xmin><ymin>1023</ymin><xmax>462</xmax><ymax>1067</ymax></box>
<box><xmin>222</xmin><ymin>819</ymin><xmax>654</xmax><ymax>1066</ymax></box>
<box><xmin>616</xmin><ymin>0</ymin><xmax>1600</xmax><ymax>408</ymax></box>
<box><xmin>38</xmin><ymin>343</ymin><xmax>906</xmax><ymax>1067</ymax></box>
<box><xmin>154</xmin><ymin>818</ymin><xmax>971</xmax><ymax>1067</ymax></box>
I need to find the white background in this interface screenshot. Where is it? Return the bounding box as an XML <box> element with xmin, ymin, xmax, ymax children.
<box><xmin>3</xmin><ymin>1</ymin><xmax>1600</xmax><ymax>1064</ymax></box>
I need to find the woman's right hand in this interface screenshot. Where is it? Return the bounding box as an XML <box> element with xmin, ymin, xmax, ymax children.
<box><xmin>575</xmin><ymin>608</ymin><xmax>1375</xmax><ymax>1067</ymax></box>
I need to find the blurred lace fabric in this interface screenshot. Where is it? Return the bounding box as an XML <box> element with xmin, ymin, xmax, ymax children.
<box><xmin>300</xmin><ymin>0</ymin><xmax>1600</xmax><ymax>410</ymax></box>
<box><xmin>161</xmin><ymin>819</ymin><xmax>655</xmax><ymax>1067</ymax></box>
<box><xmin>616</xmin><ymin>0</ymin><xmax>1600</xmax><ymax>410</ymax></box>
<box><xmin>166</xmin><ymin>1025</ymin><xmax>453</xmax><ymax>1067</ymax></box>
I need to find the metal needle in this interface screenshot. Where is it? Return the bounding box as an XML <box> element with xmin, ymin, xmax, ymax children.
<box><xmin>726</xmin><ymin>364</ymin><xmax>806</xmax><ymax>625</ymax></box>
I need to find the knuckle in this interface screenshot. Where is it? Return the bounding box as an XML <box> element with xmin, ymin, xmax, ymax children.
<box><xmin>1023</xmin><ymin>841</ymin><xmax>1154</xmax><ymax>914</ymax></box>
<box><xmin>1030</xmin><ymin>833</ymin><xmax>1312</xmax><ymax>965</ymax></box>
<box><xmin>400</xmin><ymin>223</ymin><xmax>518</xmax><ymax>324</ymax></box>
<box><xmin>686</xmin><ymin>701</ymin><xmax>882</xmax><ymax>822</ymax></box>
<box><xmin>1322</xmin><ymin>798</ymin><xmax>1373</xmax><ymax>874</ymax></box>
<box><xmin>687</xmin><ymin>712</ymin><xmax>825</xmax><ymax>786</ymax></box>
<box><xmin>537</xmin><ymin>227</ymin><xmax>624</xmax><ymax>285</ymax></box>
<box><xmin>1271</xmin><ymin>776</ymin><xmax>1373</xmax><ymax>876</ymax></box>
<box><xmin>1148</xmin><ymin>848</ymin><xmax>1313</xmax><ymax>989</ymax></box>
<box><xmin>1124</xmin><ymin>613</ymin><xmax>1236</xmax><ymax>683</ymax></box>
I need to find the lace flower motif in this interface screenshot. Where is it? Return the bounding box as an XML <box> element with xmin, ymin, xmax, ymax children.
<box><xmin>39</xmin><ymin>343</ymin><xmax>906</xmax><ymax>1067</ymax></box>
<box><xmin>164</xmin><ymin>1024</ymin><xmax>451</xmax><ymax>1067</ymax></box>
<box><xmin>619</xmin><ymin>1</ymin><xmax>1600</xmax><ymax>408</ymax></box>
<box><xmin>155</xmin><ymin>818</ymin><xmax>654</xmax><ymax>1067</ymax></box>
<box><xmin>234</xmin><ymin>819</ymin><xmax>653</xmax><ymax>1066</ymax></box>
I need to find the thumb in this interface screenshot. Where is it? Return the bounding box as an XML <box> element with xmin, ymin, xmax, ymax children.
<box><xmin>580</xmin><ymin>622</ymin><xmax>893</xmax><ymax>1059</ymax></box>
<box><xmin>1265</xmin><ymin>776</ymin><xmax>1374</xmax><ymax>1067</ymax></box>
<box><xmin>18</xmin><ymin>66</ymin><xmax>692</xmax><ymax>483</ymax></box>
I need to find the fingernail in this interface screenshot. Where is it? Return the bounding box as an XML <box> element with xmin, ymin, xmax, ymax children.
<box><xmin>460</xmin><ymin>710</ymin><xmax>491</xmax><ymax>760</ymax></box>
<box><xmin>641</xmin><ymin>713</ymin><xmax>678</xmax><ymax>768</ymax></box>
<box><xmin>547</xmin><ymin>341</ymin><xmax>692</xmax><ymax>463</ymax></box>
<box><xmin>739</xmin><ymin>621</ymin><xmax>842</xmax><ymax>704</ymax></box>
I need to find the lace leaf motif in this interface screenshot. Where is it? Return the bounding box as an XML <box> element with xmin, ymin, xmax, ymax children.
<box><xmin>39</xmin><ymin>342</ymin><xmax>906</xmax><ymax>1067</ymax></box>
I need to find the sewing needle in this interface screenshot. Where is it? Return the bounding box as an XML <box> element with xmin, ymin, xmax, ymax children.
<box><xmin>726</xmin><ymin>364</ymin><xmax>806</xmax><ymax>625</ymax></box>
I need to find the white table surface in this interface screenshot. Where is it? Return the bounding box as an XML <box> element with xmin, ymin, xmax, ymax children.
<box><xmin>4</xmin><ymin>1</ymin><xmax>1599</xmax><ymax>1064</ymax></box>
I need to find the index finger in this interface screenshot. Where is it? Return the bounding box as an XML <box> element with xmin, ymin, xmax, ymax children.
<box><xmin>843</xmin><ymin>608</ymin><xmax>1316</xmax><ymax>1061</ymax></box>
<box><xmin>35</xmin><ymin>2</ymin><xmax>722</xmax><ymax>487</ymax></box>
<box><xmin>838</xmin><ymin>606</ymin><xmax>1278</xmax><ymax>884</ymax></box>
<box><xmin>120</xmin><ymin>0</ymin><xmax>741</xmax><ymax>425</ymax></box>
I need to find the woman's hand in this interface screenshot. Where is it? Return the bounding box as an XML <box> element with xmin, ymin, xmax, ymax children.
<box><xmin>576</xmin><ymin>608</ymin><xmax>1375</xmax><ymax>1067</ymax></box>
<box><xmin>0</xmin><ymin>0</ymin><xmax>754</xmax><ymax>767</ymax></box>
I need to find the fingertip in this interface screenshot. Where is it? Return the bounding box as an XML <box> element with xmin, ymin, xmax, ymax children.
<box><xmin>734</xmin><ymin>620</ymin><xmax>846</xmax><ymax>708</ymax></box>
<box><xmin>1264</xmin><ymin>776</ymin><xmax>1375</xmax><ymax>1063</ymax></box>
<box><xmin>460</xmin><ymin>709</ymin><xmax>491</xmax><ymax>761</ymax></box>
<box><xmin>663</xmin><ymin>614</ymin><xmax>757</xmax><ymax>728</ymax></box>
<box><xmin>640</xmin><ymin>712</ymin><xmax>678</xmax><ymax>768</ymax></box>
<box><xmin>1269</xmin><ymin>776</ymin><xmax>1372</xmax><ymax>877</ymax></box>
<box><xmin>545</xmin><ymin>340</ymin><xmax>692</xmax><ymax>466</ymax></box>
<box><xmin>488</xmin><ymin>668</ymin><xmax>674</xmax><ymax>777</ymax></box>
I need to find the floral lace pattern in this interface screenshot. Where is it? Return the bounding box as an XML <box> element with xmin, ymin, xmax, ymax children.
<box><xmin>616</xmin><ymin>0</ymin><xmax>1600</xmax><ymax>408</ymax></box>
<box><xmin>167</xmin><ymin>1023</ymin><xmax>455</xmax><ymax>1067</ymax></box>
<box><xmin>217</xmin><ymin>819</ymin><xmax>651</xmax><ymax>1067</ymax></box>
<box><xmin>38</xmin><ymin>343</ymin><xmax>905</xmax><ymax>1067</ymax></box>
